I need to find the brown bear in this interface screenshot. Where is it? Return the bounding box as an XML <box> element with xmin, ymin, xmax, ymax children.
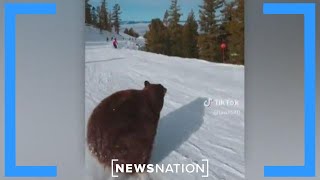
<box><xmin>87</xmin><ymin>81</ymin><xmax>167</xmax><ymax>172</ymax></box>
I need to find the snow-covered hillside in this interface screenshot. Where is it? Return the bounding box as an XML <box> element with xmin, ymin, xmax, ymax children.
<box><xmin>86</xmin><ymin>25</ymin><xmax>145</xmax><ymax>49</ymax></box>
<box><xmin>85</xmin><ymin>26</ymin><xmax>244</xmax><ymax>180</ymax></box>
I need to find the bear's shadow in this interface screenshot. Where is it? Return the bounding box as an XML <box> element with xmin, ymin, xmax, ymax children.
<box><xmin>151</xmin><ymin>97</ymin><xmax>205</xmax><ymax>164</ymax></box>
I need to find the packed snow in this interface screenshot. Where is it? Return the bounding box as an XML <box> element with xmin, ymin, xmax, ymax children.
<box><xmin>85</xmin><ymin>25</ymin><xmax>244</xmax><ymax>180</ymax></box>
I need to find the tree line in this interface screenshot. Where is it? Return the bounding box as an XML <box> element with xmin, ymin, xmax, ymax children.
<box><xmin>85</xmin><ymin>0</ymin><xmax>122</xmax><ymax>34</ymax></box>
<box><xmin>124</xmin><ymin>28</ymin><xmax>140</xmax><ymax>38</ymax></box>
<box><xmin>145</xmin><ymin>0</ymin><xmax>244</xmax><ymax>65</ymax></box>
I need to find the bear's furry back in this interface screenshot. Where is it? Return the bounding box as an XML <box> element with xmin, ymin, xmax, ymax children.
<box><xmin>87</xmin><ymin>89</ymin><xmax>161</xmax><ymax>168</ymax></box>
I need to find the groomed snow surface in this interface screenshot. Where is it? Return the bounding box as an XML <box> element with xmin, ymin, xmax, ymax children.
<box><xmin>85</xmin><ymin>25</ymin><xmax>244</xmax><ymax>180</ymax></box>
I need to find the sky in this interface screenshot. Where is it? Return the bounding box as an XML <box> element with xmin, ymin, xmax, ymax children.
<box><xmin>90</xmin><ymin>0</ymin><xmax>202</xmax><ymax>21</ymax></box>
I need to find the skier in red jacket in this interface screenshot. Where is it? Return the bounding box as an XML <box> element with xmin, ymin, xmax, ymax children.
<box><xmin>113</xmin><ymin>38</ymin><xmax>118</xmax><ymax>49</ymax></box>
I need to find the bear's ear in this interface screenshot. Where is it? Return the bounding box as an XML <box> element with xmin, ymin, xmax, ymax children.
<box><xmin>144</xmin><ymin>81</ymin><xmax>150</xmax><ymax>87</ymax></box>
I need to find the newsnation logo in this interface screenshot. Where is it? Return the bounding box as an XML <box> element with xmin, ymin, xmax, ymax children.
<box><xmin>111</xmin><ymin>159</ymin><xmax>209</xmax><ymax>177</ymax></box>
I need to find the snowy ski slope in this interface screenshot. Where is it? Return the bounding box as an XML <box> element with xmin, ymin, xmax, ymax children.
<box><xmin>85</xmin><ymin>26</ymin><xmax>244</xmax><ymax>180</ymax></box>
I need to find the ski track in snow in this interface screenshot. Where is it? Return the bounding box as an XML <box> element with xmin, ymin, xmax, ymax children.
<box><xmin>85</xmin><ymin>26</ymin><xmax>244</xmax><ymax>180</ymax></box>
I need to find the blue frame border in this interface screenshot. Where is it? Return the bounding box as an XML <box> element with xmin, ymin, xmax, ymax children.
<box><xmin>263</xmin><ymin>3</ymin><xmax>316</xmax><ymax>177</ymax></box>
<box><xmin>4</xmin><ymin>3</ymin><xmax>57</xmax><ymax>177</ymax></box>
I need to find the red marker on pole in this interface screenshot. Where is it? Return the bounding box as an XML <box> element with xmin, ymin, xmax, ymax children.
<box><xmin>220</xmin><ymin>43</ymin><xmax>227</xmax><ymax>63</ymax></box>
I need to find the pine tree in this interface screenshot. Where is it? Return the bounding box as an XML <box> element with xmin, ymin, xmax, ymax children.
<box><xmin>128</xmin><ymin>28</ymin><xmax>139</xmax><ymax>38</ymax></box>
<box><xmin>168</xmin><ymin>0</ymin><xmax>182</xmax><ymax>25</ymax></box>
<box><xmin>128</xmin><ymin>28</ymin><xmax>134</xmax><ymax>36</ymax></box>
<box><xmin>167</xmin><ymin>0</ymin><xmax>183</xmax><ymax>56</ymax></box>
<box><xmin>85</xmin><ymin>0</ymin><xmax>92</xmax><ymax>24</ymax></box>
<box><xmin>112</xmin><ymin>4</ymin><xmax>121</xmax><ymax>34</ymax></box>
<box><xmin>223</xmin><ymin>0</ymin><xmax>244</xmax><ymax>64</ymax></box>
<box><xmin>182</xmin><ymin>10</ymin><xmax>199</xmax><ymax>58</ymax></box>
<box><xmin>124</xmin><ymin>27</ymin><xmax>139</xmax><ymax>38</ymax></box>
<box><xmin>124</xmin><ymin>28</ymin><xmax>129</xmax><ymax>34</ymax></box>
<box><xmin>163</xmin><ymin>10</ymin><xmax>169</xmax><ymax>26</ymax></box>
<box><xmin>108</xmin><ymin>12</ymin><xmax>113</xmax><ymax>31</ymax></box>
<box><xmin>100</xmin><ymin>0</ymin><xmax>111</xmax><ymax>31</ymax></box>
<box><xmin>145</xmin><ymin>19</ymin><xmax>170</xmax><ymax>55</ymax></box>
<box><xmin>91</xmin><ymin>6</ymin><xmax>98</xmax><ymax>26</ymax></box>
<box><xmin>97</xmin><ymin>6</ymin><xmax>103</xmax><ymax>33</ymax></box>
<box><xmin>219</xmin><ymin>1</ymin><xmax>235</xmax><ymax>63</ymax></box>
<box><xmin>198</xmin><ymin>0</ymin><xmax>223</xmax><ymax>62</ymax></box>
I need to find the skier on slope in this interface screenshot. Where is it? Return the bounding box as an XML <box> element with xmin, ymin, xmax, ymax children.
<box><xmin>113</xmin><ymin>38</ymin><xmax>118</xmax><ymax>49</ymax></box>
